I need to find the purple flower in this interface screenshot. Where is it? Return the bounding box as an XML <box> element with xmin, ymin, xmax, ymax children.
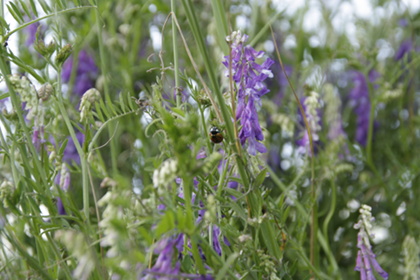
<box><xmin>62</xmin><ymin>132</ymin><xmax>84</xmax><ymax>164</ymax></box>
<box><xmin>355</xmin><ymin>235</ymin><xmax>388</xmax><ymax>280</ymax></box>
<box><xmin>25</xmin><ymin>21</ymin><xmax>42</xmax><ymax>47</ymax></box>
<box><xmin>354</xmin><ymin>205</ymin><xmax>388</xmax><ymax>280</ymax></box>
<box><xmin>394</xmin><ymin>39</ymin><xmax>413</xmax><ymax>61</ymax></box>
<box><xmin>144</xmin><ymin>235</ymin><xmax>182</xmax><ymax>279</ymax></box>
<box><xmin>141</xmin><ymin>234</ymin><xmax>214</xmax><ymax>280</ymax></box>
<box><xmin>56</xmin><ymin>198</ymin><xmax>66</xmax><ymax>216</ymax></box>
<box><xmin>273</xmin><ymin>64</ymin><xmax>292</xmax><ymax>106</ymax></box>
<box><xmin>222</xmin><ymin>31</ymin><xmax>274</xmax><ymax>155</ymax></box>
<box><xmin>398</xmin><ymin>18</ymin><xmax>408</xmax><ymax>27</ymax></box>
<box><xmin>54</xmin><ymin>164</ymin><xmax>70</xmax><ymax>216</ymax></box>
<box><xmin>211</xmin><ymin>225</ymin><xmax>230</xmax><ymax>256</ymax></box>
<box><xmin>62</xmin><ymin>50</ymin><xmax>99</xmax><ymax>96</ymax></box>
<box><xmin>32</xmin><ymin>125</ymin><xmax>45</xmax><ymax>150</ymax></box>
<box><xmin>349</xmin><ymin>71</ymin><xmax>379</xmax><ymax>146</ymax></box>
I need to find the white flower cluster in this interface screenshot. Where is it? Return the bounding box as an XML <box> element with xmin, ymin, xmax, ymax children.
<box><xmin>271</xmin><ymin>113</ymin><xmax>294</xmax><ymax>135</ymax></box>
<box><xmin>97</xmin><ymin>190</ymin><xmax>126</xmax><ymax>257</ymax></box>
<box><xmin>354</xmin><ymin>204</ymin><xmax>374</xmax><ymax>237</ymax></box>
<box><xmin>79</xmin><ymin>88</ymin><xmax>101</xmax><ymax>122</ymax></box>
<box><xmin>226</xmin><ymin>30</ymin><xmax>248</xmax><ymax>46</ymax></box>
<box><xmin>304</xmin><ymin>91</ymin><xmax>322</xmax><ymax>142</ymax></box>
<box><xmin>354</xmin><ymin>204</ymin><xmax>389</xmax><ymax>279</ymax></box>
<box><xmin>55</xmin><ymin>230</ymin><xmax>95</xmax><ymax>280</ymax></box>
<box><xmin>9</xmin><ymin>75</ymin><xmax>39</xmax><ymax>120</ymax></box>
<box><xmin>402</xmin><ymin>235</ymin><xmax>420</xmax><ymax>279</ymax></box>
<box><xmin>152</xmin><ymin>158</ymin><xmax>178</xmax><ymax>194</ymax></box>
<box><xmin>58</xmin><ymin>163</ymin><xmax>70</xmax><ymax>191</ymax></box>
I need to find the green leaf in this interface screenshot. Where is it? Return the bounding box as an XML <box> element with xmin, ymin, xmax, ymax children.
<box><xmin>155</xmin><ymin>210</ymin><xmax>175</xmax><ymax>238</ymax></box>
<box><xmin>18</xmin><ymin>0</ymin><xmax>31</xmax><ymax>19</ymax></box>
<box><xmin>0</xmin><ymin>92</ymin><xmax>10</xmax><ymax>101</ymax></box>
<box><xmin>260</xmin><ymin>221</ymin><xmax>282</xmax><ymax>260</ymax></box>
<box><xmin>28</xmin><ymin>0</ymin><xmax>38</xmax><ymax>17</ymax></box>
<box><xmin>210</xmin><ymin>0</ymin><xmax>228</xmax><ymax>54</ymax></box>
<box><xmin>252</xmin><ymin>168</ymin><xmax>267</xmax><ymax>188</ymax></box>
<box><xmin>7</xmin><ymin>3</ymin><xmax>25</xmax><ymax>24</ymax></box>
<box><xmin>38</xmin><ymin>0</ymin><xmax>52</xmax><ymax>14</ymax></box>
<box><xmin>216</xmin><ymin>252</ymin><xmax>239</xmax><ymax>280</ymax></box>
<box><xmin>228</xmin><ymin>200</ymin><xmax>248</xmax><ymax>221</ymax></box>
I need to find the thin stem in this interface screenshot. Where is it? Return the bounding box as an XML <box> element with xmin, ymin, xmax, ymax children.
<box><xmin>171</xmin><ymin>0</ymin><xmax>181</xmax><ymax>107</ymax></box>
<box><xmin>321</xmin><ymin>179</ymin><xmax>340</xmax><ymax>276</ymax></box>
<box><xmin>227</xmin><ymin>42</ymin><xmax>242</xmax><ymax>157</ymax></box>
<box><xmin>94</xmin><ymin>1</ymin><xmax>118</xmax><ymax>176</ymax></box>
<box><xmin>55</xmin><ymin>70</ymin><xmax>90</xmax><ymax>220</ymax></box>
<box><xmin>197</xmin><ymin>104</ymin><xmax>213</xmax><ymax>154</ymax></box>
<box><xmin>2</xmin><ymin>6</ymin><xmax>95</xmax><ymax>43</ymax></box>
<box><xmin>168</xmin><ymin>12</ymin><xmax>223</xmax><ymax>122</ymax></box>
<box><xmin>270</xmin><ymin>26</ymin><xmax>318</xmax><ymax>273</ymax></box>
<box><xmin>0</xmin><ymin>53</ymin><xmax>48</xmax><ymax>186</ymax></box>
<box><xmin>366</xmin><ymin>73</ymin><xmax>375</xmax><ymax>170</ymax></box>
<box><xmin>182</xmin><ymin>176</ymin><xmax>205</xmax><ymax>274</ymax></box>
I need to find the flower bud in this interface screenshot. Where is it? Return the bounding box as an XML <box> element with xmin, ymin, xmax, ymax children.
<box><xmin>55</xmin><ymin>44</ymin><xmax>73</xmax><ymax>66</ymax></box>
<box><xmin>34</xmin><ymin>26</ymin><xmax>56</xmax><ymax>57</ymax></box>
<box><xmin>79</xmin><ymin>88</ymin><xmax>101</xmax><ymax>122</ymax></box>
<box><xmin>37</xmin><ymin>83</ymin><xmax>54</xmax><ymax>101</ymax></box>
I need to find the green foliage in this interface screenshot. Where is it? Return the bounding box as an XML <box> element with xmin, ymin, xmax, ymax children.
<box><xmin>0</xmin><ymin>0</ymin><xmax>419</xmax><ymax>279</ymax></box>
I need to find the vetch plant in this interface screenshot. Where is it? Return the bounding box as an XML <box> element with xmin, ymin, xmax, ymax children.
<box><xmin>0</xmin><ymin>1</ymin><xmax>419</xmax><ymax>279</ymax></box>
<box><xmin>354</xmin><ymin>204</ymin><xmax>388</xmax><ymax>280</ymax></box>
<box><xmin>223</xmin><ymin>30</ymin><xmax>274</xmax><ymax>155</ymax></box>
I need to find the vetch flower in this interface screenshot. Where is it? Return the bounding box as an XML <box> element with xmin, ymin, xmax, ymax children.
<box><xmin>79</xmin><ymin>88</ymin><xmax>101</xmax><ymax>122</ymax></box>
<box><xmin>354</xmin><ymin>204</ymin><xmax>388</xmax><ymax>280</ymax></box>
<box><xmin>402</xmin><ymin>235</ymin><xmax>420</xmax><ymax>279</ymax></box>
<box><xmin>223</xmin><ymin>31</ymin><xmax>274</xmax><ymax>155</ymax></box>
<box><xmin>273</xmin><ymin>64</ymin><xmax>292</xmax><ymax>106</ymax></box>
<box><xmin>394</xmin><ymin>39</ymin><xmax>413</xmax><ymax>61</ymax></box>
<box><xmin>324</xmin><ymin>84</ymin><xmax>346</xmax><ymax>140</ymax></box>
<box><xmin>296</xmin><ymin>91</ymin><xmax>322</xmax><ymax>156</ymax></box>
<box><xmin>141</xmin><ymin>234</ymin><xmax>214</xmax><ymax>280</ymax></box>
<box><xmin>55</xmin><ymin>164</ymin><xmax>70</xmax><ymax>216</ymax></box>
<box><xmin>25</xmin><ymin>20</ymin><xmax>41</xmax><ymax>47</ymax></box>
<box><xmin>62</xmin><ymin>50</ymin><xmax>99</xmax><ymax>97</ymax></box>
<box><xmin>152</xmin><ymin>158</ymin><xmax>178</xmax><ymax>194</ymax></box>
<box><xmin>63</xmin><ymin>132</ymin><xmax>84</xmax><ymax>165</ymax></box>
<box><xmin>349</xmin><ymin>71</ymin><xmax>379</xmax><ymax>146</ymax></box>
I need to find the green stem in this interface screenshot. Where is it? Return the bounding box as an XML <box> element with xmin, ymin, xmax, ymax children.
<box><xmin>181</xmin><ymin>0</ymin><xmax>249</xmax><ymax>188</ymax></box>
<box><xmin>0</xmin><ymin>53</ymin><xmax>48</xmax><ymax>186</ymax></box>
<box><xmin>94</xmin><ymin>1</ymin><xmax>118</xmax><ymax>176</ymax></box>
<box><xmin>198</xmin><ymin>104</ymin><xmax>213</xmax><ymax>155</ymax></box>
<box><xmin>171</xmin><ymin>0</ymin><xmax>181</xmax><ymax>107</ymax></box>
<box><xmin>270</xmin><ymin>26</ymin><xmax>318</xmax><ymax>271</ymax></box>
<box><xmin>55</xmin><ymin>71</ymin><xmax>89</xmax><ymax>220</ymax></box>
<box><xmin>366</xmin><ymin>74</ymin><xmax>375</xmax><ymax>170</ymax></box>
<box><xmin>182</xmin><ymin>176</ymin><xmax>205</xmax><ymax>274</ymax></box>
<box><xmin>2</xmin><ymin>6</ymin><xmax>95</xmax><ymax>44</ymax></box>
<box><xmin>321</xmin><ymin>179</ymin><xmax>339</xmax><ymax>276</ymax></box>
<box><xmin>0</xmin><ymin>115</ymin><xmax>20</xmax><ymax>186</ymax></box>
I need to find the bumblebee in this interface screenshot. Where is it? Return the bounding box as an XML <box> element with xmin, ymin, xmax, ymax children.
<box><xmin>209</xmin><ymin>126</ymin><xmax>223</xmax><ymax>144</ymax></box>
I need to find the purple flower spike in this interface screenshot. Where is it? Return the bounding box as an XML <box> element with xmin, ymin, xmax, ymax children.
<box><xmin>63</xmin><ymin>132</ymin><xmax>84</xmax><ymax>164</ymax></box>
<box><xmin>349</xmin><ymin>71</ymin><xmax>379</xmax><ymax>146</ymax></box>
<box><xmin>394</xmin><ymin>40</ymin><xmax>413</xmax><ymax>61</ymax></box>
<box><xmin>142</xmin><ymin>234</ymin><xmax>214</xmax><ymax>280</ymax></box>
<box><xmin>147</xmin><ymin>235</ymin><xmax>182</xmax><ymax>279</ymax></box>
<box><xmin>274</xmin><ymin>64</ymin><xmax>292</xmax><ymax>106</ymax></box>
<box><xmin>56</xmin><ymin>197</ymin><xmax>67</xmax><ymax>216</ymax></box>
<box><xmin>25</xmin><ymin>21</ymin><xmax>42</xmax><ymax>47</ymax></box>
<box><xmin>354</xmin><ymin>205</ymin><xmax>388</xmax><ymax>280</ymax></box>
<box><xmin>223</xmin><ymin>31</ymin><xmax>274</xmax><ymax>155</ymax></box>
<box><xmin>62</xmin><ymin>50</ymin><xmax>99</xmax><ymax>97</ymax></box>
